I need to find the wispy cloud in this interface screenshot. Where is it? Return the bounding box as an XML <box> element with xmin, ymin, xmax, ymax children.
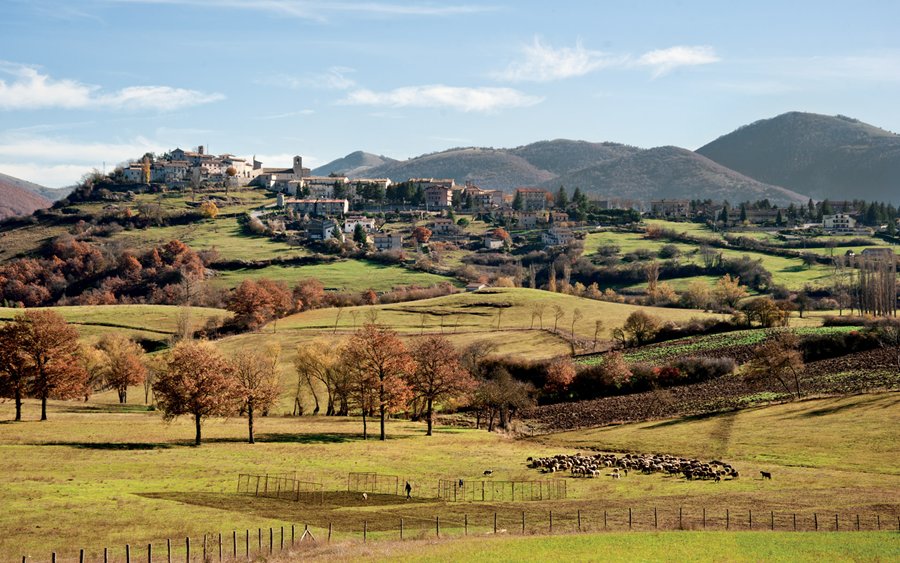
<box><xmin>260</xmin><ymin>109</ymin><xmax>316</xmax><ymax>120</ymax></box>
<box><xmin>493</xmin><ymin>37</ymin><xmax>624</xmax><ymax>82</ymax></box>
<box><xmin>636</xmin><ymin>46</ymin><xmax>720</xmax><ymax>77</ymax></box>
<box><xmin>0</xmin><ymin>62</ymin><xmax>224</xmax><ymax>111</ymax></box>
<box><xmin>493</xmin><ymin>39</ymin><xmax>720</xmax><ymax>81</ymax></box>
<box><xmin>103</xmin><ymin>0</ymin><xmax>495</xmax><ymax>20</ymax></box>
<box><xmin>341</xmin><ymin>85</ymin><xmax>542</xmax><ymax>112</ymax></box>
<box><xmin>262</xmin><ymin>67</ymin><xmax>357</xmax><ymax>91</ymax></box>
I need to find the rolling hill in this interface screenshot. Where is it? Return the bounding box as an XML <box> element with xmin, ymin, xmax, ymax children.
<box><xmin>311</xmin><ymin>151</ymin><xmax>397</xmax><ymax>177</ymax></box>
<box><xmin>546</xmin><ymin>146</ymin><xmax>809</xmax><ymax>205</ymax></box>
<box><xmin>0</xmin><ymin>172</ymin><xmax>70</xmax><ymax>202</ymax></box>
<box><xmin>0</xmin><ymin>175</ymin><xmax>52</xmax><ymax>219</ymax></box>
<box><xmin>697</xmin><ymin>112</ymin><xmax>900</xmax><ymax>203</ymax></box>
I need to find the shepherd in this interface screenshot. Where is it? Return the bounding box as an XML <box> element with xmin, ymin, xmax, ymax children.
<box><xmin>405</xmin><ymin>481</ymin><xmax>412</xmax><ymax>500</ymax></box>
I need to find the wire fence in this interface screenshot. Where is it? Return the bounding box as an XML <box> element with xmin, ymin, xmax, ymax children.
<box><xmin>437</xmin><ymin>479</ymin><xmax>567</xmax><ymax>502</ymax></box>
<box><xmin>29</xmin><ymin>507</ymin><xmax>900</xmax><ymax>562</ymax></box>
<box><xmin>236</xmin><ymin>474</ymin><xmax>325</xmax><ymax>505</ymax></box>
<box><xmin>347</xmin><ymin>472</ymin><xmax>401</xmax><ymax>496</ymax></box>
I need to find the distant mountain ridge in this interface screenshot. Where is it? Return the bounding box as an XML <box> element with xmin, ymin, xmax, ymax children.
<box><xmin>311</xmin><ymin>151</ymin><xmax>397</xmax><ymax>177</ymax></box>
<box><xmin>697</xmin><ymin>112</ymin><xmax>900</xmax><ymax>204</ymax></box>
<box><xmin>0</xmin><ymin>172</ymin><xmax>70</xmax><ymax>202</ymax></box>
<box><xmin>0</xmin><ymin>173</ymin><xmax>52</xmax><ymax>219</ymax></box>
<box><xmin>546</xmin><ymin>146</ymin><xmax>808</xmax><ymax>205</ymax></box>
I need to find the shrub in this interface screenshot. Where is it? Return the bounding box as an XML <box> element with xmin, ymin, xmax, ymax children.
<box><xmin>672</xmin><ymin>357</ymin><xmax>736</xmax><ymax>383</ymax></box>
<box><xmin>822</xmin><ymin>315</ymin><xmax>868</xmax><ymax>327</ymax></box>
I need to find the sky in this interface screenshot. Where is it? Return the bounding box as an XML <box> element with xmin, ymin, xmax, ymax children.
<box><xmin>1</xmin><ymin>0</ymin><xmax>898</xmax><ymax>188</ymax></box>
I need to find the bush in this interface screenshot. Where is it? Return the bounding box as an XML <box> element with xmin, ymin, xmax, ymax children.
<box><xmin>822</xmin><ymin>315</ymin><xmax>868</xmax><ymax>327</ymax></box>
<box><xmin>672</xmin><ymin>356</ymin><xmax>736</xmax><ymax>383</ymax></box>
<box><xmin>799</xmin><ymin>330</ymin><xmax>880</xmax><ymax>362</ymax></box>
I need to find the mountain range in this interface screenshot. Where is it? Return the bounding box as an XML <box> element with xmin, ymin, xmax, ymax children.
<box><xmin>697</xmin><ymin>112</ymin><xmax>900</xmax><ymax>203</ymax></box>
<box><xmin>0</xmin><ymin>173</ymin><xmax>54</xmax><ymax>220</ymax></box>
<box><xmin>313</xmin><ymin>112</ymin><xmax>900</xmax><ymax>205</ymax></box>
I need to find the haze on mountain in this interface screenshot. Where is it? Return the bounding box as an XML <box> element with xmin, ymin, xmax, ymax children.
<box><xmin>697</xmin><ymin>112</ymin><xmax>900</xmax><ymax>204</ymax></box>
<box><xmin>546</xmin><ymin>146</ymin><xmax>809</xmax><ymax>206</ymax></box>
<box><xmin>0</xmin><ymin>173</ymin><xmax>52</xmax><ymax>219</ymax></box>
<box><xmin>311</xmin><ymin>151</ymin><xmax>397</xmax><ymax>178</ymax></box>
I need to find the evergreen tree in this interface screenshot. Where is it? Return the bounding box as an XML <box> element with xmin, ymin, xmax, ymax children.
<box><xmin>740</xmin><ymin>203</ymin><xmax>748</xmax><ymax>222</ymax></box>
<box><xmin>821</xmin><ymin>199</ymin><xmax>833</xmax><ymax>216</ymax></box>
<box><xmin>807</xmin><ymin>198</ymin><xmax>816</xmax><ymax>219</ymax></box>
<box><xmin>512</xmin><ymin>190</ymin><xmax>524</xmax><ymax>211</ymax></box>
<box><xmin>776</xmin><ymin>209</ymin><xmax>783</xmax><ymax>226</ymax></box>
<box><xmin>353</xmin><ymin>223</ymin><xmax>368</xmax><ymax>246</ymax></box>
<box><xmin>555</xmin><ymin>186</ymin><xmax>569</xmax><ymax>208</ymax></box>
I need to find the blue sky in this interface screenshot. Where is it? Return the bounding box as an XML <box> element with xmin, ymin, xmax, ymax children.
<box><xmin>1</xmin><ymin>0</ymin><xmax>898</xmax><ymax>187</ymax></box>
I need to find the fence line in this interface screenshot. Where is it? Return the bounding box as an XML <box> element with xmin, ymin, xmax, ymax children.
<box><xmin>236</xmin><ymin>474</ymin><xmax>325</xmax><ymax>505</ymax></box>
<box><xmin>437</xmin><ymin>479</ymin><xmax>567</xmax><ymax>502</ymax></box>
<box><xmin>24</xmin><ymin>507</ymin><xmax>899</xmax><ymax>562</ymax></box>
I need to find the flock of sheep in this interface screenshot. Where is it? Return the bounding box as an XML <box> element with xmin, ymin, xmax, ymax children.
<box><xmin>528</xmin><ymin>453</ymin><xmax>740</xmax><ymax>482</ymax></box>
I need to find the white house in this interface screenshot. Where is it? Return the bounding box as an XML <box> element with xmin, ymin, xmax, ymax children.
<box><xmin>344</xmin><ymin>215</ymin><xmax>377</xmax><ymax>233</ymax></box>
<box><xmin>824</xmin><ymin>213</ymin><xmax>857</xmax><ymax>232</ymax></box>
<box><xmin>373</xmin><ymin>233</ymin><xmax>403</xmax><ymax>252</ymax></box>
<box><xmin>542</xmin><ymin>226</ymin><xmax>574</xmax><ymax>247</ymax></box>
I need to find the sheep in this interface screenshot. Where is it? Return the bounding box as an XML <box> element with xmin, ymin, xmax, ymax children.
<box><xmin>362</xmin><ymin>492</ymin><xmax>368</xmax><ymax>501</ymax></box>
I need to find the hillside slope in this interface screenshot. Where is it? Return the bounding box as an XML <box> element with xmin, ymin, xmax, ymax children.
<box><xmin>311</xmin><ymin>151</ymin><xmax>397</xmax><ymax>177</ymax></box>
<box><xmin>0</xmin><ymin>177</ymin><xmax>51</xmax><ymax>219</ymax></box>
<box><xmin>547</xmin><ymin>146</ymin><xmax>809</xmax><ymax>205</ymax></box>
<box><xmin>697</xmin><ymin>112</ymin><xmax>900</xmax><ymax>203</ymax></box>
<box><xmin>0</xmin><ymin>172</ymin><xmax>69</xmax><ymax>201</ymax></box>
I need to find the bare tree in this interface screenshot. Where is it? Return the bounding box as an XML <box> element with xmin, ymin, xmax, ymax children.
<box><xmin>232</xmin><ymin>345</ymin><xmax>281</xmax><ymax>443</ymax></box>
<box><xmin>552</xmin><ymin>304</ymin><xmax>565</xmax><ymax>332</ymax></box>
<box><xmin>744</xmin><ymin>330</ymin><xmax>805</xmax><ymax>399</ymax></box>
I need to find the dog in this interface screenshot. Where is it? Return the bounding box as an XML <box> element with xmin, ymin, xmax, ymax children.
<box><xmin>760</xmin><ymin>471</ymin><xmax>772</xmax><ymax>480</ymax></box>
<box><xmin>483</xmin><ymin>470</ymin><xmax>493</xmax><ymax>476</ymax></box>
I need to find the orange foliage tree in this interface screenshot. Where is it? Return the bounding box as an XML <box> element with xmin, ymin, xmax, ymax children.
<box><xmin>0</xmin><ymin>322</ymin><xmax>32</xmax><ymax>421</ymax></box>
<box><xmin>97</xmin><ymin>334</ymin><xmax>147</xmax><ymax>403</ymax></box>
<box><xmin>14</xmin><ymin>310</ymin><xmax>88</xmax><ymax>420</ymax></box>
<box><xmin>412</xmin><ymin>226</ymin><xmax>432</xmax><ymax>244</ymax></box>
<box><xmin>341</xmin><ymin>324</ymin><xmax>414</xmax><ymax>440</ymax></box>
<box><xmin>153</xmin><ymin>341</ymin><xmax>238</xmax><ymax>445</ymax></box>
<box><xmin>408</xmin><ymin>335</ymin><xmax>475</xmax><ymax>435</ymax></box>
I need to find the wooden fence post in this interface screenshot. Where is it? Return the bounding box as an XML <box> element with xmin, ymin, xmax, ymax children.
<box><xmin>202</xmin><ymin>536</ymin><xmax>206</xmax><ymax>563</ymax></box>
<box><xmin>257</xmin><ymin>528</ymin><xmax>261</xmax><ymax>550</ymax></box>
<box><xmin>856</xmin><ymin>514</ymin><xmax>860</xmax><ymax>531</ymax></box>
<box><xmin>328</xmin><ymin>523</ymin><xmax>333</xmax><ymax>543</ymax></box>
<box><xmin>166</xmin><ymin>540</ymin><xmax>170</xmax><ymax>563</ymax></box>
<box><xmin>835</xmin><ymin>514</ymin><xmax>839</xmax><ymax>531</ymax></box>
<box><xmin>628</xmin><ymin>508</ymin><xmax>632</xmax><ymax>530</ymax></box>
<box><xmin>80</xmin><ymin>549</ymin><xmax>85</xmax><ymax>563</ymax></box>
<box><xmin>876</xmin><ymin>515</ymin><xmax>880</xmax><ymax>530</ymax></box>
<box><xmin>494</xmin><ymin>513</ymin><xmax>497</xmax><ymax>534</ymax></box>
<box><xmin>578</xmin><ymin>510</ymin><xmax>582</xmax><ymax>532</ymax></box>
<box><xmin>679</xmin><ymin>507</ymin><xmax>683</xmax><ymax>530</ymax></box>
<box><xmin>51</xmin><ymin>553</ymin><xmax>56</xmax><ymax>563</ymax></box>
<box><xmin>521</xmin><ymin>511</ymin><xmax>525</xmax><ymax>534</ymax></box>
<box><xmin>400</xmin><ymin>518</ymin><xmax>404</xmax><ymax>540</ymax></box>
<box><xmin>703</xmin><ymin>508</ymin><xmax>706</xmax><ymax>529</ymax></box>
<box><xmin>771</xmin><ymin>511</ymin><xmax>775</xmax><ymax>531</ymax></box>
<box><xmin>218</xmin><ymin>534</ymin><xmax>222</xmax><ymax>562</ymax></box>
<box><xmin>465</xmin><ymin>514</ymin><xmax>468</xmax><ymax>536</ymax></box>
<box><xmin>436</xmin><ymin>516</ymin><xmax>440</xmax><ymax>538</ymax></box>
<box><xmin>549</xmin><ymin>511</ymin><xmax>553</xmax><ymax>533</ymax></box>
<box><xmin>814</xmin><ymin>513</ymin><xmax>818</xmax><ymax>531</ymax></box>
<box><xmin>148</xmin><ymin>543</ymin><xmax>152</xmax><ymax>563</ymax></box>
<box><xmin>232</xmin><ymin>531</ymin><xmax>236</xmax><ymax>559</ymax></box>
<box><xmin>654</xmin><ymin>507</ymin><xmax>657</xmax><ymax>529</ymax></box>
<box><xmin>364</xmin><ymin>520</ymin><xmax>368</xmax><ymax>543</ymax></box>
<box><xmin>291</xmin><ymin>525</ymin><xmax>295</xmax><ymax>546</ymax></box>
<box><xmin>269</xmin><ymin>528</ymin><xmax>273</xmax><ymax>554</ymax></box>
<box><xmin>126</xmin><ymin>544</ymin><xmax>130</xmax><ymax>563</ymax></box>
<box><xmin>604</xmin><ymin>510</ymin><xmax>608</xmax><ymax>529</ymax></box>
<box><xmin>245</xmin><ymin>530</ymin><xmax>249</xmax><ymax>558</ymax></box>
<box><xmin>280</xmin><ymin>526</ymin><xmax>284</xmax><ymax>551</ymax></box>
<box><xmin>749</xmin><ymin>510</ymin><xmax>753</xmax><ymax>530</ymax></box>
<box><xmin>726</xmin><ymin>509</ymin><xmax>729</xmax><ymax>530</ymax></box>
<box><xmin>185</xmin><ymin>538</ymin><xmax>189</xmax><ymax>563</ymax></box>
<box><xmin>793</xmin><ymin>514</ymin><xmax>796</xmax><ymax>531</ymax></box>
<box><xmin>105</xmin><ymin>547</ymin><xmax>109</xmax><ymax>563</ymax></box>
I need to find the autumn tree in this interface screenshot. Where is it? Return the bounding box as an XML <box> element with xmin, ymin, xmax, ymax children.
<box><xmin>552</xmin><ymin>304</ymin><xmax>565</xmax><ymax>332</ymax></box>
<box><xmin>744</xmin><ymin>330</ymin><xmax>804</xmax><ymax>399</ymax></box>
<box><xmin>681</xmin><ymin>280</ymin><xmax>712</xmax><ymax>310</ymax></box>
<box><xmin>97</xmin><ymin>334</ymin><xmax>147</xmax><ymax>403</ymax></box>
<box><xmin>200</xmin><ymin>200</ymin><xmax>219</xmax><ymax>220</ymax></box>
<box><xmin>14</xmin><ymin>310</ymin><xmax>88</xmax><ymax>420</ymax></box>
<box><xmin>0</xmin><ymin>322</ymin><xmax>32</xmax><ymax>421</ymax></box>
<box><xmin>412</xmin><ymin>226</ymin><xmax>432</xmax><ymax>244</ymax></box>
<box><xmin>293</xmin><ymin>278</ymin><xmax>325</xmax><ymax>311</ymax></box>
<box><xmin>543</xmin><ymin>357</ymin><xmax>576</xmax><ymax>395</ymax></box>
<box><xmin>294</xmin><ymin>339</ymin><xmax>341</xmax><ymax>415</ymax></box>
<box><xmin>227</xmin><ymin>278</ymin><xmax>294</xmax><ymax>331</ymax></box>
<box><xmin>615</xmin><ymin>310</ymin><xmax>661</xmax><ymax>347</ymax></box>
<box><xmin>153</xmin><ymin>341</ymin><xmax>238</xmax><ymax>445</ymax></box>
<box><xmin>341</xmin><ymin>324</ymin><xmax>414</xmax><ymax>440</ymax></box>
<box><xmin>714</xmin><ymin>274</ymin><xmax>748</xmax><ymax>309</ymax></box>
<box><xmin>408</xmin><ymin>335</ymin><xmax>475</xmax><ymax>436</ymax></box>
<box><xmin>232</xmin><ymin>344</ymin><xmax>281</xmax><ymax>444</ymax></box>
<box><xmin>473</xmin><ymin>367</ymin><xmax>536</xmax><ymax>431</ymax></box>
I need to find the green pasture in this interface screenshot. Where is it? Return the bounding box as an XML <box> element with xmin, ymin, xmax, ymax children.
<box><xmin>0</xmin><ymin>392</ymin><xmax>896</xmax><ymax>561</ymax></box>
<box><xmin>209</xmin><ymin>260</ymin><xmax>459</xmax><ymax>293</ymax></box>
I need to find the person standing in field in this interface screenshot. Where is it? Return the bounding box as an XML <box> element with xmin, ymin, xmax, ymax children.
<box><xmin>405</xmin><ymin>481</ymin><xmax>412</xmax><ymax>499</ymax></box>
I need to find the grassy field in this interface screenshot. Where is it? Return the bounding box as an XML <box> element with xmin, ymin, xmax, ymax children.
<box><xmin>210</xmin><ymin>260</ymin><xmax>459</xmax><ymax>293</ymax></box>
<box><xmin>0</xmin><ymin>392</ymin><xmax>896</xmax><ymax>561</ymax></box>
<box><xmin>0</xmin><ymin>304</ymin><xmax>230</xmax><ymax>346</ymax></box>
<box><xmin>309</xmin><ymin>532</ymin><xmax>899</xmax><ymax>562</ymax></box>
<box><xmin>111</xmin><ymin>216</ymin><xmax>309</xmax><ymax>262</ymax></box>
